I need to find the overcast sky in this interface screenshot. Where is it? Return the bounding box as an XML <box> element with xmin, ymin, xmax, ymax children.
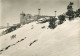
<box><xmin>0</xmin><ymin>0</ymin><xmax>79</xmax><ymax>26</ymax></box>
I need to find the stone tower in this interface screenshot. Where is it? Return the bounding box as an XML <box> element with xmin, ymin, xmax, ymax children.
<box><xmin>20</xmin><ymin>11</ymin><xmax>25</xmax><ymax>25</ymax></box>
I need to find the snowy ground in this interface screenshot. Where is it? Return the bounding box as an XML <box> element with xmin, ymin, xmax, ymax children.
<box><xmin>0</xmin><ymin>18</ymin><xmax>80</xmax><ymax>56</ymax></box>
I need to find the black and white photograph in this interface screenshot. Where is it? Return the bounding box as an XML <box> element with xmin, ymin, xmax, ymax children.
<box><xmin>0</xmin><ymin>0</ymin><xmax>80</xmax><ymax>56</ymax></box>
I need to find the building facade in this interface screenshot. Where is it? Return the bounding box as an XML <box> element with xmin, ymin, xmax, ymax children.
<box><xmin>20</xmin><ymin>12</ymin><xmax>34</xmax><ymax>25</ymax></box>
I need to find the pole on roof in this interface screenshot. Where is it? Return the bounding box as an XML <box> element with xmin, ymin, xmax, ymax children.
<box><xmin>54</xmin><ymin>11</ymin><xmax>57</xmax><ymax>17</ymax></box>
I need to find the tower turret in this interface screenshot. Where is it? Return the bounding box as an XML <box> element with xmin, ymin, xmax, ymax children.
<box><xmin>20</xmin><ymin>11</ymin><xmax>25</xmax><ymax>25</ymax></box>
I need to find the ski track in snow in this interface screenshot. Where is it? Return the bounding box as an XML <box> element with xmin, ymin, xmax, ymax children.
<box><xmin>0</xmin><ymin>37</ymin><xmax>27</xmax><ymax>54</ymax></box>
